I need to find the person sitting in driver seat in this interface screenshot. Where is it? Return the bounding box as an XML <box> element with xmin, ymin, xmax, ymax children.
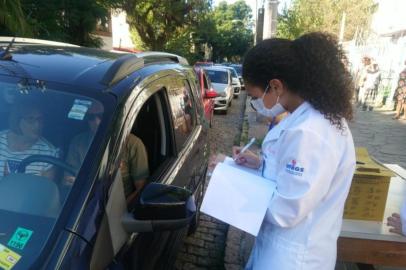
<box><xmin>0</xmin><ymin>99</ymin><xmax>59</xmax><ymax>178</ymax></box>
<box><xmin>65</xmin><ymin>101</ymin><xmax>149</xmax><ymax>205</ymax></box>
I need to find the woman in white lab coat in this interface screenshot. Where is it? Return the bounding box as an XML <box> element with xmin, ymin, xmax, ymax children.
<box><xmin>233</xmin><ymin>32</ymin><xmax>356</xmax><ymax>269</ymax></box>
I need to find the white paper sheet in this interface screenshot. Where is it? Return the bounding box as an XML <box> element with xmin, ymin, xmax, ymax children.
<box><xmin>201</xmin><ymin>160</ymin><xmax>276</xmax><ymax>236</ymax></box>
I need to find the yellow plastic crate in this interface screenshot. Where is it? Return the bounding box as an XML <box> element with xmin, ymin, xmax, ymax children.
<box><xmin>343</xmin><ymin>148</ymin><xmax>395</xmax><ymax>221</ymax></box>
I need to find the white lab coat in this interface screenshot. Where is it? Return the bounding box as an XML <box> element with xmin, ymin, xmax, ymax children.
<box><xmin>245</xmin><ymin>101</ymin><xmax>356</xmax><ymax>270</ymax></box>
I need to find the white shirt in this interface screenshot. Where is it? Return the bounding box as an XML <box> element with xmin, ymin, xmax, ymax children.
<box><xmin>0</xmin><ymin>130</ymin><xmax>59</xmax><ymax>176</ymax></box>
<box><xmin>246</xmin><ymin>101</ymin><xmax>356</xmax><ymax>270</ymax></box>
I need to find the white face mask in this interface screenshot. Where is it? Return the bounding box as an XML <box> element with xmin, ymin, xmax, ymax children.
<box><xmin>250</xmin><ymin>85</ymin><xmax>286</xmax><ymax>118</ymax></box>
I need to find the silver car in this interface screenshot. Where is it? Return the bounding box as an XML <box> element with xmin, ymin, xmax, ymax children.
<box><xmin>219</xmin><ymin>66</ymin><xmax>242</xmax><ymax>98</ymax></box>
<box><xmin>203</xmin><ymin>67</ymin><xmax>233</xmax><ymax>114</ymax></box>
<box><xmin>229</xmin><ymin>64</ymin><xmax>244</xmax><ymax>90</ymax></box>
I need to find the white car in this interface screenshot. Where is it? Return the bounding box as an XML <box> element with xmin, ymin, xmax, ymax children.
<box><xmin>203</xmin><ymin>67</ymin><xmax>233</xmax><ymax>114</ymax></box>
<box><xmin>229</xmin><ymin>64</ymin><xmax>244</xmax><ymax>90</ymax></box>
<box><xmin>219</xmin><ymin>66</ymin><xmax>242</xmax><ymax>98</ymax></box>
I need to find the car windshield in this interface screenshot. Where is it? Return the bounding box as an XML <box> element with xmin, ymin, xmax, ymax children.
<box><xmin>230</xmin><ymin>65</ymin><xmax>242</xmax><ymax>76</ymax></box>
<box><xmin>205</xmin><ymin>70</ymin><xmax>229</xmax><ymax>84</ymax></box>
<box><xmin>0</xmin><ymin>74</ymin><xmax>106</xmax><ymax>266</ymax></box>
<box><xmin>227</xmin><ymin>68</ymin><xmax>239</xmax><ymax>79</ymax></box>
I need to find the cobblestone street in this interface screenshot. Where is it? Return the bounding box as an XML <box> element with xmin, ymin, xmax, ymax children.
<box><xmin>175</xmin><ymin>92</ymin><xmax>247</xmax><ymax>270</ymax></box>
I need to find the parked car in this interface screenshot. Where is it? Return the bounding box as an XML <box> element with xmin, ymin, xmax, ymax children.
<box><xmin>203</xmin><ymin>67</ymin><xmax>233</xmax><ymax>114</ymax></box>
<box><xmin>229</xmin><ymin>64</ymin><xmax>244</xmax><ymax>90</ymax></box>
<box><xmin>0</xmin><ymin>37</ymin><xmax>209</xmax><ymax>270</ymax></box>
<box><xmin>194</xmin><ymin>67</ymin><xmax>216</xmax><ymax>127</ymax></box>
<box><xmin>218</xmin><ymin>66</ymin><xmax>242</xmax><ymax>98</ymax></box>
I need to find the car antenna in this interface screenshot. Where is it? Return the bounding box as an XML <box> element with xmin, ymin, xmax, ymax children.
<box><xmin>0</xmin><ymin>37</ymin><xmax>15</xmax><ymax>61</ymax></box>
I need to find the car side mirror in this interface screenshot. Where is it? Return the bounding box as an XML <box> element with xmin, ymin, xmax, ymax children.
<box><xmin>205</xmin><ymin>89</ymin><xmax>218</xmax><ymax>98</ymax></box>
<box><xmin>122</xmin><ymin>183</ymin><xmax>195</xmax><ymax>233</ymax></box>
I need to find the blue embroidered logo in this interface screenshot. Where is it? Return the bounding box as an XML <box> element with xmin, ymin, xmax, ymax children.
<box><xmin>285</xmin><ymin>159</ymin><xmax>304</xmax><ymax>176</ymax></box>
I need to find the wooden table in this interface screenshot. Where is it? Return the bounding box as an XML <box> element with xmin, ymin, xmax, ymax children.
<box><xmin>338</xmin><ymin>164</ymin><xmax>406</xmax><ymax>268</ymax></box>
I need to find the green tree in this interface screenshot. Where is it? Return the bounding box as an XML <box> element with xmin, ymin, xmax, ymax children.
<box><xmin>21</xmin><ymin>0</ymin><xmax>111</xmax><ymax>47</ymax></box>
<box><xmin>277</xmin><ymin>0</ymin><xmax>376</xmax><ymax>41</ymax></box>
<box><xmin>0</xmin><ymin>0</ymin><xmax>32</xmax><ymax>36</ymax></box>
<box><xmin>210</xmin><ymin>0</ymin><xmax>254</xmax><ymax>62</ymax></box>
<box><xmin>123</xmin><ymin>0</ymin><xmax>211</xmax><ymax>51</ymax></box>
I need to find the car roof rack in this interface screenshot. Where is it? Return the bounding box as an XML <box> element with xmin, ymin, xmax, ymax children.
<box><xmin>0</xmin><ymin>36</ymin><xmax>79</xmax><ymax>47</ymax></box>
<box><xmin>136</xmin><ymin>52</ymin><xmax>189</xmax><ymax>66</ymax></box>
<box><xmin>101</xmin><ymin>54</ymin><xmax>145</xmax><ymax>86</ymax></box>
<box><xmin>101</xmin><ymin>52</ymin><xmax>189</xmax><ymax>86</ymax></box>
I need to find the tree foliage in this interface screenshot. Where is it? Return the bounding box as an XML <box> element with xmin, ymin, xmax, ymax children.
<box><xmin>23</xmin><ymin>0</ymin><xmax>111</xmax><ymax>47</ymax></box>
<box><xmin>123</xmin><ymin>0</ymin><xmax>211</xmax><ymax>51</ymax></box>
<box><xmin>1</xmin><ymin>0</ymin><xmax>253</xmax><ymax>62</ymax></box>
<box><xmin>125</xmin><ymin>0</ymin><xmax>253</xmax><ymax>62</ymax></box>
<box><xmin>0</xmin><ymin>0</ymin><xmax>32</xmax><ymax>36</ymax></box>
<box><xmin>277</xmin><ymin>0</ymin><xmax>376</xmax><ymax>41</ymax></box>
<box><xmin>210</xmin><ymin>0</ymin><xmax>253</xmax><ymax>62</ymax></box>
<box><xmin>1</xmin><ymin>0</ymin><xmax>113</xmax><ymax>47</ymax></box>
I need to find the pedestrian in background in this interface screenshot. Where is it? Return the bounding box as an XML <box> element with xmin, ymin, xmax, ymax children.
<box><xmin>355</xmin><ymin>56</ymin><xmax>371</xmax><ymax>104</ymax></box>
<box><xmin>393</xmin><ymin>60</ymin><xmax>406</xmax><ymax>120</ymax></box>
<box><xmin>232</xmin><ymin>32</ymin><xmax>356</xmax><ymax>270</ymax></box>
<box><xmin>360</xmin><ymin>61</ymin><xmax>381</xmax><ymax>111</ymax></box>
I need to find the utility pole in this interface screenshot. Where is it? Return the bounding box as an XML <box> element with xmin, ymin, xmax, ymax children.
<box><xmin>256</xmin><ymin>6</ymin><xmax>265</xmax><ymax>44</ymax></box>
<box><xmin>263</xmin><ymin>0</ymin><xmax>279</xmax><ymax>39</ymax></box>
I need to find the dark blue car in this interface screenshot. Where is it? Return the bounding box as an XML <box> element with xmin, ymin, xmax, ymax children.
<box><xmin>0</xmin><ymin>37</ymin><xmax>209</xmax><ymax>270</ymax></box>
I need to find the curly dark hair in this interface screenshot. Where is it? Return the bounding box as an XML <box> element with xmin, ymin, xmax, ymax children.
<box><xmin>242</xmin><ymin>32</ymin><xmax>354</xmax><ymax>130</ymax></box>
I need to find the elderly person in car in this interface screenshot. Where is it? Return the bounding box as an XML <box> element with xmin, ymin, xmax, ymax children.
<box><xmin>65</xmin><ymin>101</ymin><xmax>149</xmax><ymax>204</ymax></box>
<box><xmin>0</xmin><ymin>100</ymin><xmax>59</xmax><ymax>178</ymax></box>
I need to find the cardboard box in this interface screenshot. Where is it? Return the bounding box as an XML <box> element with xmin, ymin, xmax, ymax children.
<box><xmin>343</xmin><ymin>148</ymin><xmax>395</xmax><ymax>221</ymax></box>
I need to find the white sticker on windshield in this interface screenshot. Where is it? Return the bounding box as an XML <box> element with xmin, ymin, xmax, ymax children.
<box><xmin>68</xmin><ymin>99</ymin><xmax>92</xmax><ymax>120</ymax></box>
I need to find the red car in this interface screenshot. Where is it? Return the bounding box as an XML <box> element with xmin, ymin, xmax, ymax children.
<box><xmin>194</xmin><ymin>68</ymin><xmax>217</xmax><ymax>127</ymax></box>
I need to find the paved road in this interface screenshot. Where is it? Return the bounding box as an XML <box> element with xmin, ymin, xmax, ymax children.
<box><xmin>175</xmin><ymin>92</ymin><xmax>247</xmax><ymax>270</ymax></box>
<box><xmin>349</xmin><ymin>109</ymin><xmax>406</xmax><ymax>168</ymax></box>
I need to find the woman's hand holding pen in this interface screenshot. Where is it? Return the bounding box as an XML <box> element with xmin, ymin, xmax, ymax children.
<box><xmin>232</xmin><ymin>146</ymin><xmax>261</xmax><ymax>169</ymax></box>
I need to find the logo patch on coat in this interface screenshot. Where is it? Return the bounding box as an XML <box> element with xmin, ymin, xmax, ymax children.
<box><xmin>285</xmin><ymin>159</ymin><xmax>304</xmax><ymax>176</ymax></box>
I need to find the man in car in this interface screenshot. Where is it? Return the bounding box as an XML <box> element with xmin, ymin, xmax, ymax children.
<box><xmin>65</xmin><ymin>101</ymin><xmax>149</xmax><ymax>204</ymax></box>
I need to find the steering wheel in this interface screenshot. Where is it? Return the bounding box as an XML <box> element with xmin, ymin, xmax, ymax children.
<box><xmin>17</xmin><ymin>155</ymin><xmax>77</xmax><ymax>176</ymax></box>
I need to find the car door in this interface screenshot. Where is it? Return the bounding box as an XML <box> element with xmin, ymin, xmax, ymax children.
<box><xmin>118</xmin><ymin>70</ymin><xmax>207</xmax><ymax>270</ymax></box>
<box><xmin>165</xmin><ymin>73</ymin><xmax>208</xmax><ymax>191</ymax></box>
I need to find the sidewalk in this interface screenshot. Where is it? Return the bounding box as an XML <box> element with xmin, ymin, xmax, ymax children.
<box><xmin>224</xmin><ymin>101</ymin><xmax>406</xmax><ymax>270</ymax></box>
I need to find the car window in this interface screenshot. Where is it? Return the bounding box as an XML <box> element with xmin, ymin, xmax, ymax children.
<box><xmin>203</xmin><ymin>73</ymin><xmax>209</xmax><ymax>90</ymax></box>
<box><xmin>0</xmin><ymin>74</ymin><xmax>106</xmax><ymax>263</ymax></box>
<box><xmin>167</xmin><ymin>77</ymin><xmax>197</xmax><ymax>149</ymax></box>
<box><xmin>231</xmin><ymin>65</ymin><xmax>242</xmax><ymax>76</ymax></box>
<box><xmin>230</xmin><ymin>68</ymin><xmax>238</xmax><ymax>79</ymax></box>
<box><xmin>205</xmin><ymin>70</ymin><xmax>228</xmax><ymax>84</ymax></box>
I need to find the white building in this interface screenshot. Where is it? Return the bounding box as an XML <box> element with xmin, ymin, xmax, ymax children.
<box><xmin>94</xmin><ymin>9</ymin><xmax>136</xmax><ymax>51</ymax></box>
